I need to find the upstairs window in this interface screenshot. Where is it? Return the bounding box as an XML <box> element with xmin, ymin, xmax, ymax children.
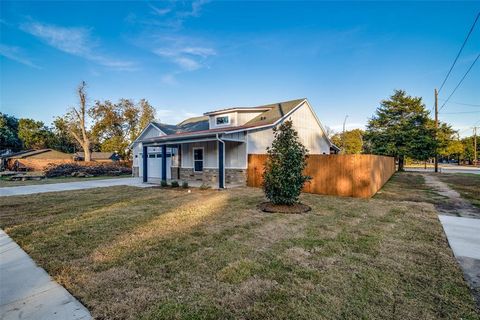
<box><xmin>216</xmin><ymin>116</ymin><xmax>229</xmax><ymax>125</ymax></box>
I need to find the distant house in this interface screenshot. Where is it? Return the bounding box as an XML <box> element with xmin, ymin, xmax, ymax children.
<box><xmin>3</xmin><ymin>149</ymin><xmax>73</xmax><ymax>171</ymax></box>
<box><xmin>74</xmin><ymin>152</ymin><xmax>121</xmax><ymax>162</ymax></box>
<box><xmin>130</xmin><ymin>98</ymin><xmax>339</xmax><ymax>188</ymax></box>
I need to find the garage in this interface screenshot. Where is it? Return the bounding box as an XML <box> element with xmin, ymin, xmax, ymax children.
<box><xmin>138</xmin><ymin>147</ymin><xmax>172</xmax><ymax>182</ymax></box>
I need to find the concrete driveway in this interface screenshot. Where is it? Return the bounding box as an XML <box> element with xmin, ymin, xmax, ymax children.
<box><xmin>0</xmin><ymin>177</ymin><xmax>149</xmax><ymax>197</ymax></box>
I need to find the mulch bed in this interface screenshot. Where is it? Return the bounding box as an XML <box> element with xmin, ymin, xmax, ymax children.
<box><xmin>258</xmin><ymin>201</ymin><xmax>311</xmax><ymax>214</ymax></box>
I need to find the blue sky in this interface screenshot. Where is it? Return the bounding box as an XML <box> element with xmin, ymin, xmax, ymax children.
<box><xmin>1</xmin><ymin>1</ymin><xmax>479</xmax><ymax>136</ymax></box>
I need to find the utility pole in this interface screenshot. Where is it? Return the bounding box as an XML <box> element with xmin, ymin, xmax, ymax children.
<box><xmin>434</xmin><ymin>89</ymin><xmax>439</xmax><ymax>173</ymax></box>
<box><xmin>474</xmin><ymin>126</ymin><xmax>478</xmax><ymax>166</ymax></box>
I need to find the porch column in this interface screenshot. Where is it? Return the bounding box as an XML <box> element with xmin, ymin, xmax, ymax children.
<box><xmin>177</xmin><ymin>144</ymin><xmax>182</xmax><ymax>180</ymax></box>
<box><xmin>218</xmin><ymin>140</ymin><xmax>225</xmax><ymax>188</ymax></box>
<box><xmin>142</xmin><ymin>145</ymin><xmax>148</xmax><ymax>183</ymax></box>
<box><xmin>161</xmin><ymin>144</ymin><xmax>167</xmax><ymax>182</ymax></box>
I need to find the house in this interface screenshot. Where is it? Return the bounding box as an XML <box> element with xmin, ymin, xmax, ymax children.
<box><xmin>74</xmin><ymin>152</ymin><xmax>121</xmax><ymax>162</ymax></box>
<box><xmin>3</xmin><ymin>149</ymin><xmax>73</xmax><ymax>171</ymax></box>
<box><xmin>131</xmin><ymin>98</ymin><xmax>339</xmax><ymax>188</ymax></box>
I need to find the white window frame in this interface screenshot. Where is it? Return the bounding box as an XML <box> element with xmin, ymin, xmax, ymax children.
<box><xmin>215</xmin><ymin>115</ymin><xmax>230</xmax><ymax>126</ymax></box>
<box><xmin>193</xmin><ymin>147</ymin><xmax>204</xmax><ymax>172</ymax></box>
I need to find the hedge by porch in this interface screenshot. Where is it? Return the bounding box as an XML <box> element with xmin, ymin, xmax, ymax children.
<box><xmin>247</xmin><ymin>154</ymin><xmax>395</xmax><ymax>198</ymax></box>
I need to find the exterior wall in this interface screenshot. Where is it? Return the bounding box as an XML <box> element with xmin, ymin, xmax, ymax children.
<box><xmin>181</xmin><ymin>141</ymin><xmax>247</xmax><ymax>169</ymax></box>
<box><xmin>209</xmin><ymin>112</ymin><xmax>238</xmax><ymax>129</ymax></box>
<box><xmin>225</xmin><ymin>141</ymin><xmax>247</xmax><ymax>169</ymax></box>
<box><xmin>247</xmin><ymin>102</ymin><xmax>331</xmax><ymax>154</ymax></box>
<box><xmin>208</xmin><ymin>111</ymin><xmax>265</xmax><ymax>129</ymax></box>
<box><xmin>179</xmin><ymin>167</ymin><xmax>246</xmax><ymax>186</ymax></box>
<box><xmin>237</xmin><ymin>111</ymin><xmax>264</xmax><ymax>125</ymax></box>
<box><xmin>181</xmin><ymin>141</ymin><xmax>218</xmax><ymax>168</ymax></box>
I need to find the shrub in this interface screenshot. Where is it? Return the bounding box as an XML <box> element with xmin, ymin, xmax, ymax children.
<box><xmin>160</xmin><ymin>180</ymin><xmax>168</xmax><ymax>187</ymax></box>
<box><xmin>181</xmin><ymin>181</ymin><xmax>189</xmax><ymax>188</ymax></box>
<box><xmin>44</xmin><ymin>163</ymin><xmax>131</xmax><ymax>178</ymax></box>
<box><xmin>262</xmin><ymin>120</ymin><xmax>310</xmax><ymax>205</ymax></box>
<box><xmin>199</xmin><ymin>183</ymin><xmax>211</xmax><ymax>190</ymax></box>
<box><xmin>171</xmin><ymin>180</ymin><xmax>179</xmax><ymax>188</ymax></box>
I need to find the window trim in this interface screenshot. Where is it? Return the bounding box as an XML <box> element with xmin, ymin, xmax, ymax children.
<box><xmin>215</xmin><ymin>115</ymin><xmax>230</xmax><ymax>126</ymax></box>
<box><xmin>193</xmin><ymin>147</ymin><xmax>204</xmax><ymax>172</ymax></box>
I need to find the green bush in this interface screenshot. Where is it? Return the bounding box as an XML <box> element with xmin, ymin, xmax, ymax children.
<box><xmin>262</xmin><ymin>120</ymin><xmax>310</xmax><ymax>205</ymax></box>
<box><xmin>171</xmin><ymin>180</ymin><xmax>179</xmax><ymax>188</ymax></box>
<box><xmin>199</xmin><ymin>183</ymin><xmax>211</xmax><ymax>190</ymax></box>
<box><xmin>160</xmin><ymin>180</ymin><xmax>168</xmax><ymax>187</ymax></box>
<box><xmin>181</xmin><ymin>181</ymin><xmax>189</xmax><ymax>188</ymax></box>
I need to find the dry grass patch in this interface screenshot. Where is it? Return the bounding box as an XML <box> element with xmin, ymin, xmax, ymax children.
<box><xmin>436</xmin><ymin>173</ymin><xmax>480</xmax><ymax>209</ymax></box>
<box><xmin>0</xmin><ymin>186</ymin><xmax>478</xmax><ymax>319</ymax></box>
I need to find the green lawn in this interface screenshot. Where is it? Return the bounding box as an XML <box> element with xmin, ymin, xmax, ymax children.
<box><xmin>0</xmin><ymin>174</ymin><xmax>131</xmax><ymax>188</ymax></box>
<box><xmin>1</xmin><ymin>184</ymin><xmax>478</xmax><ymax>319</ymax></box>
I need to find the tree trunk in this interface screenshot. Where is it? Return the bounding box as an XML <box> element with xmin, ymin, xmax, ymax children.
<box><xmin>83</xmin><ymin>143</ymin><xmax>91</xmax><ymax>162</ymax></box>
<box><xmin>424</xmin><ymin>161</ymin><xmax>427</xmax><ymax>169</ymax></box>
<box><xmin>398</xmin><ymin>155</ymin><xmax>405</xmax><ymax>171</ymax></box>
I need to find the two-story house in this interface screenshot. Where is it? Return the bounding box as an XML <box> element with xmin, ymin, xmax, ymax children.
<box><xmin>130</xmin><ymin>98</ymin><xmax>338</xmax><ymax>188</ymax></box>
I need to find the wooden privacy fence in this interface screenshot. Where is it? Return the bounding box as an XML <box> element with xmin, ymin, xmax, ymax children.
<box><xmin>247</xmin><ymin>154</ymin><xmax>395</xmax><ymax>198</ymax></box>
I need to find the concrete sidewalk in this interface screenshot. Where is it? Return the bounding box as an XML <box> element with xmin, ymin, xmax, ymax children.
<box><xmin>439</xmin><ymin>215</ymin><xmax>480</xmax><ymax>307</ymax></box>
<box><xmin>0</xmin><ymin>230</ymin><xmax>91</xmax><ymax>320</ymax></box>
<box><xmin>0</xmin><ymin>177</ymin><xmax>149</xmax><ymax>197</ymax></box>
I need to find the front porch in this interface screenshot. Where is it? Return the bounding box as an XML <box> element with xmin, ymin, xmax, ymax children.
<box><xmin>141</xmin><ymin>132</ymin><xmax>247</xmax><ymax>189</ymax></box>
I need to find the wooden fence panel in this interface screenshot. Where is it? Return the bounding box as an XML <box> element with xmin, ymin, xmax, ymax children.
<box><xmin>247</xmin><ymin>154</ymin><xmax>395</xmax><ymax>198</ymax></box>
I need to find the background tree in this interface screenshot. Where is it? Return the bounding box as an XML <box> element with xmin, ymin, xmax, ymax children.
<box><xmin>64</xmin><ymin>81</ymin><xmax>92</xmax><ymax>161</ymax></box>
<box><xmin>364</xmin><ymin>90</ymin><xmax>435</xmax><ymax>171</ymax></box>
<box><xmin>263</xmin><ymin>120</ymin><xmax>310</xmax><ymax>205</ymax></box>
<box><xmin>17</xmin><ymin>118</ymin><xmax>55</xmax><ymax>149</ymax></box>
<box><xmin>436</xmin><ymin>123</ymin><xmax>463</xmax><ymax>163</ymax></box>
<box><xmin>331</xmin><ymin>129</ymin><xmax>364</xmax><ymax>154</ymax></box>
<box><xmin>138</xmin><ymin>99</ymin><xmax>156</xmax><ymax>132</ymax></box>
<box><xmin>461</xmin><ymin>136</ymin><xmax>479</xmax><ymax>164</ymax></box>
<box><xmin>89</xmin><ymin>98</ymin><xmax>156</xmax><ymax>158</ymax></box>
<box><xmin>0</xmin><ymin>113</ymin><xmax>22</xmax><ymax>152</ymax></box>
<box><xmin>52</xmin><ymin>117</ymin><xmax>78</xmax><ymax>153</ymax></box>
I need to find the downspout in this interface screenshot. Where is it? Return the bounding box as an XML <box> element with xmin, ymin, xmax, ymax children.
<box><xmin>216</xmin><ymin>133</ymin><xmax>225</xmax><ymax>189</ymax></box>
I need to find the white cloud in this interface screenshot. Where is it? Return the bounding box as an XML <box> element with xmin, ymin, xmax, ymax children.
<box><xmin>160</xmin><ymin>73</ymin><xmax>178</xmax><ymax>85</ymax></box>
<box><xmin>173</xmin><ymin>56</ymin><xmax>201</xmax><ymax>71</ymax></box>
<box><xmin>20</xmin><ymin>21</ymin><xmax>136</xmax><ymax>70</ymax></box>
<box><xmin>153</xmin><ymin>38</ymin><xmax>216</xmax><ymax>71</ymax></box>
<box><xmin>149</xmin><ymin>4</ymin><xmax>172</xmax><ymax>16</ymax></box>
<box><xmin>0</xmin><ymin>44</ymin><xmax>40</xmax><ymax>69</ymax></box>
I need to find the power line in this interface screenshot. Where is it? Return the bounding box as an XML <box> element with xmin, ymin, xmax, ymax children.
<box><xmin>438</xmin><ymin>99</ymin><xmax>480</xmax><ymax>107</ymax></box>
<box><xmin>438</xmin><ymin>52</ymin><xmax>480</xmax><ymax>112</ymax></box>
<box><xmin>438</xmin><ymin>12</ymin><xmax>480</xmax><ymax>94</ymax></box>
<box><xmin>440</xmin><ymin>111</ymin><xmax>480</xmax><ymax>114</ymax></box>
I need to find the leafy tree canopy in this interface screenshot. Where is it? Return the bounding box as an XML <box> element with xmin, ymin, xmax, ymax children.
<box><xmin>331</xmin><ymin>129</ymin><xmax>364</xmax><ymax>154</ymax></box>
<box><xmin>364</xmin><ymin>90</ymin><xmax>436</xmax><ymax>170</ymax></box>
<box><xmin>0</xmin><ymin>113</ymin><xmax>22</xmax><ymax>151</ymax></box>
<box><xmin>17</xmin><ymin>118</ymin><xmax>55</xmax><ymax>149</ymax></box>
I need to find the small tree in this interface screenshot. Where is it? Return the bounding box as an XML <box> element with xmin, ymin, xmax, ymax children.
<box><xmin>262</xmin><ymin>120</ymin><xmax>310</xmax><ymax>205</ymax></box>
